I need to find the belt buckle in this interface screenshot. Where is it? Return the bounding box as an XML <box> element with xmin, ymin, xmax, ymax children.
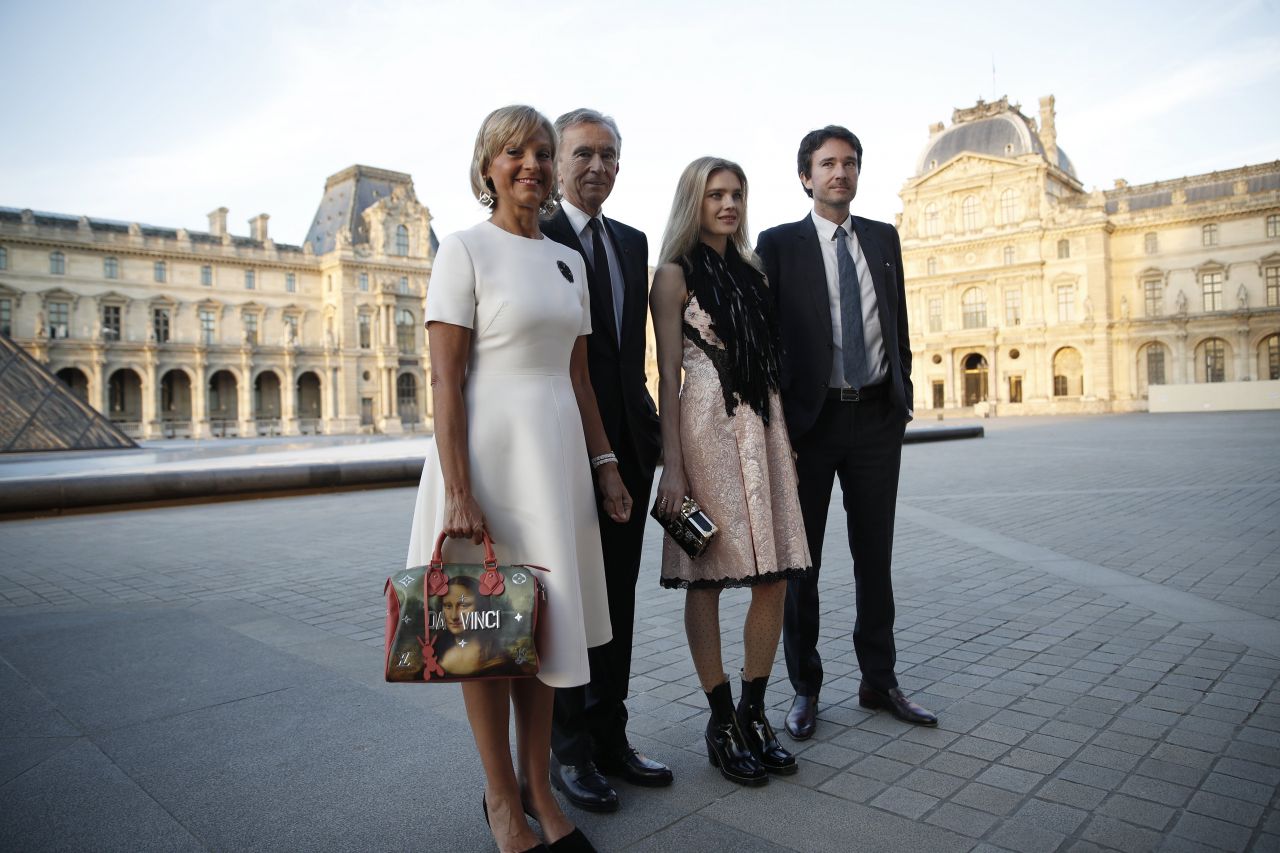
<box><xmin>839</xmin><ymin>387</ymin><xmax>860</xmax><ymax>402</ymax></box>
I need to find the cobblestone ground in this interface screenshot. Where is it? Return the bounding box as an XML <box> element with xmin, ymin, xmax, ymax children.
<box><xmin>1</xmin><ymin>412</ymin><xmax>1277</xmax><ymax>852</ymax></box>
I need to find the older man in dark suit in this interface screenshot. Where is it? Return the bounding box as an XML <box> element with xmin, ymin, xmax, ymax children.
<box><xmin>541</xmin><ymin>108</ymin><xmax>671</xmax><ymax>812</ymax></box>
<box><xmin>756</xmin><ymin>125</ymin><xmax>937</xmax><ymax>741</ymax></box>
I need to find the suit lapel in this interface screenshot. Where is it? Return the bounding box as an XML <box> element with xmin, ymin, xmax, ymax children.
<box><xmin>851</xmin><ymin>217</ymin><xmax>895</xmax><ymax>342</ymax></box>
<box><xmin>603</xmin><ymin>217</ymin><xmax>633</xmax><ymax>347</ymax></box>
<box><xmin>549</xmin><ymin>208</ymin><xmax>618</xmax><ymax>352</ymax></box>
<box><xmin>795</xmin><ymin>218</ymin><xmax>833</xmax><ymax>351</ymax></box>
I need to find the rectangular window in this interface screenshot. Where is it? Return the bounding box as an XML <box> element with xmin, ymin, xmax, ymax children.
<box><xmin>244</xmin><ymin>313</ymin><xmax>258</xmax><ymax>345</ymax></box>
<box><xmin>1004</xmin><ymin>289</ymin><xmax>1022</xmax><ymax>326</ymax></box>
<box><xmin>102</xmin><ymin>305</ymin><xmax>121</xmax><ymax>340</ymax></box>
<box><xmin>931</xmin><ymin>381</ymin><xmax>944</xmax><ymax>410</ymax></box>
<box><xmin>286</xmin><ymin>273</ymin><xmax>296</xmax><ymax>293</ymax></box>
<box><xmin>0</xmin><ymin>298</ymin><xmax>11</xmax><ymax>336</ymax></box>
<box><xmin>153</xmin><ymin>308</ymin><xmax>170</xmax><ymax>343</ymax></box>
<box><xmin>1266</xmin><ymin>267</ymin><xmax>1279</xmax><ymax>308</ymax></box>
<box><xmin>50</xmin><ymin>252</ymin><xmax>66</xmax><ymax>275</ymax></box>
<box><xmin>1268</xmin><ymin>214</ymin><xmax>1280</xmax><ymax>239</ymax></box>
<box><xmin>1144</xmin><ymin>233</ymin><xmax>1158</xmax><ymax>255</ymax></box>
<box><xmin>928</xmin><ymin>298</ymin><xmax>942</xmax><ymax>333</ymax></box>
<box><xmin>1144</xmin><ymin>280</ymin><xmax>1163</xmax><ymax>317</ymax></box>
<box><xmin>104</xmin><ymin>257</ymin><xmax>119</xmax><ymax>279</ymax></box>
<box><xmin>1057</xmin><ymin>285</ymin><xmax>1075</xmax><ymax>322</ymax></box>
<box><xmin>926</xmin><ymin>257</ymin><xmax>937</xmax><ymax>276</ymax></box>
<box><xmin>359</xmin><ymin>272</ymin><xmax>369</xmax><ymax>292</ymax></box>
<box><xmin>1003</xmin><ymin>246</ymin><xmax>1014</xmax><ymax>266</ymax></box>
<box><xmin>1008</xmin><ymin>375</ymin><xmax>1023</xmax><ymax>403</ymax></box>
<box><xmin>244</xmin><ymin>269</ymin><xmax>255</xmax><ymax>290</ymax></box>
<box><xmin>399</xmin><ymin>276</ymin><xmax>409</xmax><ymax>295</ymax></box>
<box><xmin>1204</xmin><ymin>341</ymin><xmax>1225</xmax><ymax>382</ymax></box>
<box><xmin>199</xmin><ymin>309</ymin><xmax>215</xmax><ymax>345</ymax></box>
<box><xmin>201</xmin><ymin>265</ymin><xmax>212</xmax><ymax>286</ymax></box>
<box><xmin>0</xmin><ymin>246</ymin><xmax>7</xmax><ymax>270</ymax></box>
<box><xmin>49</xmin><ymin>302</ymin><xmax>69</xmax><ymax>338</ymax></box>
<box><xmin>153</xmin><ymin>261</ymin><xmax>166</xmax><ymax>283</ymax></box>
<box><xmin>359</xmin><ymin>314</ymin><xmax>371</xmax><ymax>349</ymax></box>
<box><xmin>1202</xmin><ymin>223</ymin><xmax>1219</xmax><ymax>247</ymax></box>
<box><xmin>1202</xmin><ymin>272</ymin><xmax>1224</xmax><ymax>311</ymax></box>
<box><xmin>1057</xmin><ymin>239</ymin><xmax>1070</xmax><ymax>259</ymax></box>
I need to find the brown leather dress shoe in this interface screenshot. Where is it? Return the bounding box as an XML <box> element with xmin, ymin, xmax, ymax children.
<box><xmin>858</xmin><ymin>684</ymin><xmax>937</xmax><ymax>727</ymax></box>
<box><xmin>785</xmin><ymin>694</ymin><xmax>817</xmax><ymax>740</ymax></box>
<box><xmin>596</xmin><ymin>745</ymin><xmax>673</xmax><ymax>787</ymax></box>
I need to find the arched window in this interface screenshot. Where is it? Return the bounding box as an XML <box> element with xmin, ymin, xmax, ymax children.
<box><xmin>50</xmin><ymin>251</ymin><xmax>66</xmax><ymax>275</ymax></box>
<box><xmin>1138</xmin><ymin>342</ymin><xmax>1168</xmax><ymax>397</ymax></box>
<box><xmin>1197</xmin><ymin>338</ymin><xmax>1227</xmax><ymax>383</ymax></box>
<box><xmin>1057</xmin><ymin>239</ymin><xmax>1070</xmax><ymax>259</ymax></box>
<box><xmin>1262</xmin><ymin>334</ymin><xmax>1280</xmax><ymax>381</ymax></box>
<box><xmin>923</xmin><ymin>204</ymin><xmax>939</xmax><ymax>237</ymax></box>
<box><xmin>1052</xmin><ymin>347</ymin><xmax>1083</xmax><ymax>397</ymax></box>
<box><xmin>1000</xmin><ymin>189</ymin><xmax>1019</xmax><ymax>224</ymax></box>
<box><xmin>961</xmin><ymin>287</ymin><xmax>986</xmax><ymax>329</ymax></box>
<box><xmin>395</xmin><ymin>308</ymin><xmax>415</xmax><ymax>352</ymax></box>
<box><xmin>395</xmin><ymin>225</ymin><xmax>410</xmax><ymax>256</ymax></box>
<box><xmin>961</xmin><ymin>196</ymin><xmax>979</xmax><ymax>231</ymax></box>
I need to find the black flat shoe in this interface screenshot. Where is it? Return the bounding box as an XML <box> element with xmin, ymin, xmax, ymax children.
<box><xmin>858</xmin><ymin>683</ymin><xmax>937</xmax><ymax>727</ymax></box>
<box><xmin>549</xmin><ymin>756</ymin><xmax>619</xmax><ymax>813</ymax></box>
<box><xmin>785</xmin><ymin>694</ymin><xmax>817</xmax><ymax>740</ymax></box>
<box><xmin>596</xmin><ymin>745</ymin><xmax>674</xmax><ymax>787</ymax></box>
<box><xmin>546</xmin><ymin>826</ymin><xmax>597</xmax><ymax>853</ymax></box>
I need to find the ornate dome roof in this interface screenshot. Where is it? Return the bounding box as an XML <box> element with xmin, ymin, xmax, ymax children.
<box><xmin>916</xmin><ymin>97</ymin><xmax>1078</xmax><ymax>181</ymax></box>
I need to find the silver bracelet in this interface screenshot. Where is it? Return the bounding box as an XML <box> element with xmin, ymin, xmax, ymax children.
<box><xmin>590</xmin><ymin>452</ymin><xmax>618</xmax><ymax>470</ymax></box>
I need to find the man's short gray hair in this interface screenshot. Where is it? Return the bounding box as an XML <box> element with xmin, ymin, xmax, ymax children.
<box><xmin>554</xmin><ymin>108</ymin><xmax>622</xmax><ymax>155</ymax></box>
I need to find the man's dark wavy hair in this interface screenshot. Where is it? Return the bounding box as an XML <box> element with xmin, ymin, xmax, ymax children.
<box><xmin>797</xmin><ymin>126</ymin><xmax>863</xmax><ymax>198</ymax></box>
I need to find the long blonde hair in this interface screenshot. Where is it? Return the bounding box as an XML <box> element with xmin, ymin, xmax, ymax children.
<box><xmin>657</xmin><ymin>157</ymin><xmax>761</xmax><ymax>271</ymax></box>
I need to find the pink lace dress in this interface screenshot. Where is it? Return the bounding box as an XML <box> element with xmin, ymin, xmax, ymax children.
<box><xmin>660</xmin><ymin>294</ymin><xmax>811</xmax><ymax>589</ymax></box>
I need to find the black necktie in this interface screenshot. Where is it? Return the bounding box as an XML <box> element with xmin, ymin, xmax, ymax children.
<box><xmin>835</xmin><ymin>225</ymin><xmax>869</xmax><ymax>389</ymax></box>
<box><xmin>587</xmin><ymin>218</ymin><xmax>621</xmax><ymax>342</ymax></box>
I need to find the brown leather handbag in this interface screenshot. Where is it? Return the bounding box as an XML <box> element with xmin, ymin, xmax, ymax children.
<box><xmin>384</xmin><ymin>531</ymin><xmax>547</xmax><ymax>683</ymax></box>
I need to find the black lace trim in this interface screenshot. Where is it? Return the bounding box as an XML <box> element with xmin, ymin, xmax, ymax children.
<box><xmin>683</xmin><ymin>319</ymin><xmax>743</xmax><ymax>421</ymax></box>
<box><xmin>660</xmin><ymin>565</ymin><xmax>813</xmax><ymax>590</ymax></box>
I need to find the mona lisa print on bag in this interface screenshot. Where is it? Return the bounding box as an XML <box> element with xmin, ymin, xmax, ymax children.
<box><xmin>384</xmin><ymin>532</ymin><xmax>547</xmax><ymax>682</ymax></box>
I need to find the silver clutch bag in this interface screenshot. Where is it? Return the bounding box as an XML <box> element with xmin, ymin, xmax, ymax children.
<box><xmin>651</xmin><ymin>496</ymin><xmax>719</xmax><ymax>558</ymax></box>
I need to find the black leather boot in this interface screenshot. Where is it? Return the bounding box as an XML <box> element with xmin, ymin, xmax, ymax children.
<box><xmin>704</xmin><ymin>680</ymin><xmax>767</xmax><ymax>786</ymax></box>
<box><xmin>737</xmin><ymin>675</ymin><xmax>798</xmax><ymax>775</ymax></box>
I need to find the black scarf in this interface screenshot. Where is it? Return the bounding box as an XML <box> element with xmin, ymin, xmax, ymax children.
<box><xmin>681</xmin><ymin>242</ymin><xmax>781</xmax><ymax>423</ymax></box>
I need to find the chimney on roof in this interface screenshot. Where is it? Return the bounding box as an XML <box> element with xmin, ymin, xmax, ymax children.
<box><xmin>1038</xmin><ymin>95</ymin><xmax>1058</xmax><ymax>167</ymax></box>
<box><xmin>208</xmin><ymin>207</ymin><xmax>229</xmax><ymax>237</ymax></box>
<box><xmin>250</xmin><ymin>213</ymin><xmax>270</xmax><ymax>242</ymax></box>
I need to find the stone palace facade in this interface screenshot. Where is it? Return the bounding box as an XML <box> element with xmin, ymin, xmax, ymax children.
<box><xmin>0</xmin><ymin>165</ymin><xmax>436</xmax><ymax>438</ymax></box>
<box><xmin>898</xmin><ymin>95</ymin><xmax>1280</xmax><ymax>414</ymax></box>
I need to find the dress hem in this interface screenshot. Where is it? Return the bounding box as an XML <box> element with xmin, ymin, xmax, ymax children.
<box><xmin>659</xmin><ymin>565</ymin><xmax>812</xmax><ymax>590</ymax></box>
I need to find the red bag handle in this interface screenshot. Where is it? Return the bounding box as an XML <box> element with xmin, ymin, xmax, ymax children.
<box><xmin>426</xmin><ymin>529</ymin><xmax>504</xmax><ymax>612</ymax></box>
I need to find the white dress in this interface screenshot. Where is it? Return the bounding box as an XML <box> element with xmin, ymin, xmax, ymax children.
<box><xmin>406</xmin><ymin>220</ymin><xmax>612</xmax><ymax>689</ymax></box>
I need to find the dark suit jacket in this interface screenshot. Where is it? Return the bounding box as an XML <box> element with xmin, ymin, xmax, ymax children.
<box><xmin>756</xmin><ymin>213</ymin><xmax>913</xmax><ymax>440</ymax></box>
<box><xmin>542</xmin><ymin>207</ymin><xmax>661</xmax><ymax>472</ymax></box>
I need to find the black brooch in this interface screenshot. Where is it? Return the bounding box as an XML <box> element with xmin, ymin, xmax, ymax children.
<box><xmin>557</xmin><ymin>260</ymin><xmax>574</xmax><ymax>282</ymax></box>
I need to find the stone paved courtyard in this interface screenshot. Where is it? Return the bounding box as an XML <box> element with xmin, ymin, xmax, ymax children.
<box><xmin>1</xmin><ymin>412</ymin><xmax>1277</xmax><ymax>851</ymax></box>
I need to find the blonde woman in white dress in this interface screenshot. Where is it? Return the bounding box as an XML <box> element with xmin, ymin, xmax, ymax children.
<box><xmin>407</xmin><ymin>105</ymin><xmax>630</xmax><ymax>853</ymax></box>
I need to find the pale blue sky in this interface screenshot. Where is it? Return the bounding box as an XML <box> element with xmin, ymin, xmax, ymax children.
<box><xmin>2</xmin><ymin>0</ymin><xmax>1277</xmax><ymax>262</ymax></box>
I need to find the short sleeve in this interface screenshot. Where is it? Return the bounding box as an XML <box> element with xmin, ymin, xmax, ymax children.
<box><xmin>425</xmin><ymin>233</ymin><xmax>477</xmax><ymax>329</ymax></box>
<box><xmin>571</xmin><ymin>253</ymin><xmax>592</xmax><ymax>336</ymax></box>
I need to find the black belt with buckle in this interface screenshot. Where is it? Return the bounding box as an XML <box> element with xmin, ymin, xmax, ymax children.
<box><xmin>827</xmin><ymin>383</ymin><xmax>888</xmax><ymax>403</ymax></box>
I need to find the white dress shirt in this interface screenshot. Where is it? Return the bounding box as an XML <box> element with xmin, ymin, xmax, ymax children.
<box><xmin>810</xmin><ymin>210</ymin><xmax>887</xmax><ymax>389</ymax></box>
<box><xmin>561</xmin><ymin>199</ymin><xmax>625</xmax><ymax>340</ymax></box>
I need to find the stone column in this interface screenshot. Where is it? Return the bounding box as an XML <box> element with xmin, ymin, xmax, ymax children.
<box><xmin>192</xmin><ymin>357</ymin><xmax>210</xmax><ymax>439</ymax></box>
<box><xmin>1236</xmin><ymin>326</ymin><xmax>1252</xmax><ymax>381</ymax></box>
<box><xmin>281</xmin><ymin>350</ymin><xmax>298</xmax><ymax>435</ymax></box>
<box><xmin>141</xmin><ymin>348</ymin><xmax>159</xmax><ymax>439</ymax></box>
<box><xmin>238</xmin><ymin>354</ymin><xmax>256</xmax><ymax>438</ymax></box>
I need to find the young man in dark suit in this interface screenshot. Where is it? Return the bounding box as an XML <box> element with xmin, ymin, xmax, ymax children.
<box><xmin>541</xmin><ymin>108</ymin><xmax>671</xmax><ymax>812</ymax></box>
<box><xmin>756</xmin><ymin>125</ymin><xmax>937</xmax><ymax>740</ymax></box>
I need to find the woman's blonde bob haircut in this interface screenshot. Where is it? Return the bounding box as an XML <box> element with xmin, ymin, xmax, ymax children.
<box><xmin>469</xmin><ymin>105</ymin><xmax>559</xmax><ymax>209</ymax></box>
<box><xmin>657</xmin><ymin>157</ymin><xmax>761</xmax><ymax>271</ymax></box>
